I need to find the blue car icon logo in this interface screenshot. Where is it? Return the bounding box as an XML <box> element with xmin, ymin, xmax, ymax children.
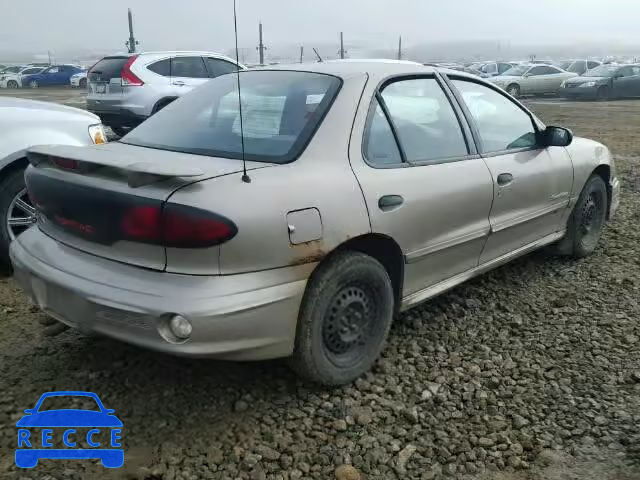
<box><xmin>16</xmin><ymin>391</ymin><xmax>123</xmax><ymax>468</ymax></box>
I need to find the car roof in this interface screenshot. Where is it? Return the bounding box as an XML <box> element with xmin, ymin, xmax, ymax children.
<box><xmin>254</xmin><ymin>59</ymin><xmax>438</xmax><ymax>78</ymax></box>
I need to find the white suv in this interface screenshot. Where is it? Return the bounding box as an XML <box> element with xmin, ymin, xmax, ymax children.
<box><xmin>86</xmin><ymin>51</ymin><xmax>244</xmax><ymax>136</ymax></box>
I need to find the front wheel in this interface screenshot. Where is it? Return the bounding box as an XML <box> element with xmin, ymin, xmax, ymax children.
<box><xmin>552</xmin><ymin>175</ymin><xmax>608</xmax><ymax>258</ymax></box>
<box><xmin>506</xmin><ymin>84</ymin><xmax>520</xmax><ymax>98</ymax></box>
<box><xmin>290</xmin><ymin>251</ymin><xmax>394</xmax><ymax>386</ymax></box>
<box><xmin>7</xmin><ymin>80</ymin><xmax>18</xmax><ymax>89</ymax></box>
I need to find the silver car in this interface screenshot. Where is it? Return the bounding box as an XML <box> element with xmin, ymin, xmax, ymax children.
<box><xmin>86</xmin><ymin>51</ymin><xmax>244</xmax><ymax>136</ymax></box>
<box><xmin>0</xmin><ymin>98</ymin><xmax>106</xmax><ymax>270</ymax></box>
<box><xmin>490</xmin><ymin>64</ymin><xmax>578</xmax><ymax>97</ymax></box>
<box><xmin>11</xmin><ymin>61</ymin><xmax>620</xmax><ymax>385</ymax></box>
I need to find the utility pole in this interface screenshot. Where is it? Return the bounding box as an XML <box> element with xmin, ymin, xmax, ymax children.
<box><xmin>125</xmin><ymin>8</ymin><xmax>139</xmax><ymax>53</ymax></box>
<box><xmin>299</xmin><ymin>46</ymin><xmax>304</xmax><ymax>63</ymax></box>
<box><xmin>397</xmin><ymin>36</ymin><xmax>402</xmax><ymax>60</ymax></box>
<box><xmin>257</xmin><ymin>22</ymin><xmax>267</xmax><ymax>66</ymax></box>
<box><xmin>47</xmin><ymin>50</ymin><xmax>52</xmax><ymax>65</ymax></box>
<box><xmin>339</xmin><ymin>32</ymin><xmax>346</xmax><ymax>59</ymax></box>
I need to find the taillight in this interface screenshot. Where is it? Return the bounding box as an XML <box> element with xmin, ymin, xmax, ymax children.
<box><xmin>120</xmin><ymin>204</ymin><xmax>237</xmax><ymax>248</ymax></box>
<box><xmin>120</xmin><ymin>55</ymin><xmax>144</xmax><ymax>86</ymax></box>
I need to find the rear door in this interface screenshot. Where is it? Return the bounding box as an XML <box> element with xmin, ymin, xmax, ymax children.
<box><xmin>448</xmin><ymin>78</ymin><xmax>573</xmax><ymax>264</ymax></box>
<box><xmin>351</xmin><ymin>75</ymin><xmax>494</xmax><ymax>298</ymax></box>
<box><xmin>169</xmin><ymin>56</ymin><xmax>210</xmax><ymax>94</ymax></box>
<box><xmin>39</xmin><ymin>66</ymin><xmax>60</xmax><ymax>86</ymax></box>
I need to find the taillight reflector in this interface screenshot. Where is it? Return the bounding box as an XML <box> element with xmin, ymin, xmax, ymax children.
<box><xmin>121</xmin><ymin>55</ymin><xmax>144</xmax><ymax>86</ymax></box>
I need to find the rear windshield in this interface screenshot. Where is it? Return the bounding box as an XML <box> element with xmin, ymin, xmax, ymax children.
<box><xmin>88</xmin><ymin>56</ymin><xmax>129</xmax><ymax>81</ymax></box>
<box><xmin>121</xmin><ymin>70</ymin><xmax>342</xmax><ymax>164</ymax></box>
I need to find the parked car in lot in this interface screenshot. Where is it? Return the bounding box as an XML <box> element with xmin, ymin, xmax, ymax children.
<box><xmin>70</xmin><ymin>70</ymin><xmax>87</xmax><ymax>88</ymax></box>
<box><xmin>0</xmin><ymin>66</ymin><xmax>45</xmax><ymax>89</ymax></box>
<box><xmin>22</xmin><ymin>65</ymin><xmax>84</xmax><ymax>88</ymax></box>
<box><xmin>0</xmin><ymin>98</ymin><xmax>106</xmax><ymax>269</ymax></box>
<box><xmin>560</xmin><ymin>64</ymin><xmax>640</xmax><ymax>100</ymax></box>
<box><xmin>478</xmin><ymin>62</ymin><xmax>517</xmax><ymax>77</ymax></box>
<box><xmin>11</xmin><ymin>62</ymin><xmax>619</xmax><ymax>385</ymax></box>
<box><xmin>489</xmin><ymin>64</ymin><xmax>578</xmax><ymax>97</ymax></box>
<box><xmin>0</xmin><ymin>65</ymin><xmax>26</xmax><ymax>76</ymax></box>
<box><xmin>565</xmin><ymin>59</ymin><xmax>602</xmax><ymax>75</ymax></box>
<box><xmin>86</xmin><ymin>51</ymin><xmax>244</xmax><ymax>137</ymax></box>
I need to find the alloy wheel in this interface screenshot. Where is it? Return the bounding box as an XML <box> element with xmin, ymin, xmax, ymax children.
<box><xmin>7</xmin><ymin>188</ymin><xmax>37</xmax><ymax>241</ymax></box>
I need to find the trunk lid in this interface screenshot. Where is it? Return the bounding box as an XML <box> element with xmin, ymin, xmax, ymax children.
<box><xmin>25</xmin><ymin>142</ymin><xmax>269</xmax><ymax>271</ymax></box>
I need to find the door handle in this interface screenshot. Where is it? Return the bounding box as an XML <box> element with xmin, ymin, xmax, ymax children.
<box><xmin>378</xmin><ymin>195</ymin><xmax>404</xmax><ymax>211</ymax></box>
<box><xmin>497</xmin><ymin>173</ymin><xmax>514</xmax><ymax>186</ymax></box>
<box><xmin>172</xmin><ymin>81</ymin><xmax>186</xmax><ymax>86</ymax></box>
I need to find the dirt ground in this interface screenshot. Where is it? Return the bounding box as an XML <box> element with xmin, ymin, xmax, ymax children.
<box><xmin>0</xmin><ymin>91</ymin><xmax>639</xmax><ymax>480</ymax></box>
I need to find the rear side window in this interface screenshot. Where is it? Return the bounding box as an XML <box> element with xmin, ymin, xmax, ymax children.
<box><xmin>170</xmin><ymin>57</ymin><xmax>209</xmax><ymax>78</ymax></box>
<box><xmin>121</xmin><ymin>71</ymin><xmax>341</xmax><ymax>164</ymax></box>
<box><xmin>204</xmin><ymin>58</ymin><xmax>239</xmax><ymax>77</ymax></box>
<box><xmin>364</xmin><ymin>100</ymin><xmax>402</xmax><ymax>166</ymax></box>
<box><xmin>452</xmin><ymin>79</ymin><xmax>537</xmax><ymax>153</ymax></box>
<box><xmin>89</xmin><ymin>56</ymin><xmax>130</xmax><ymax>81</ymax></box>
<box><xmin>147</xmin><ymin>59</ymin><xmax>171</xmax><ymax>76</ymax></box>
<box><xmin>379</xmin><ymin>78</ymin><xmax>468</xmax><ymax>163</ymax></box>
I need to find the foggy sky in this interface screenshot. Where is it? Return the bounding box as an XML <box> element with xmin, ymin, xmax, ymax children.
<box><xmin>2</xmin><ymin>0</ymin><xmax>640</xmax><ymax>57</ymax></box>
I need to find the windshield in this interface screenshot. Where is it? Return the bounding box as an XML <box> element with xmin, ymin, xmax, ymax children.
<box><xmin>566</xmin><ymin>61</ymin><xmax>586</xmax><ymax>73</ymax></box>
<box><xmin>38</xmin><ymin>395</ymin><xmax>101</xmax><ymax>412</ymax></box>
<box><xmin>583</xmin><ymin>65</ymin><xmax>618</xmax><ymax>77</ymax></box>
<box><xmin>122</xmin><ymin>70</ymin><xmax>342</xmax><ymax>164</ymax></box>
<box><xmin>501</xmin><ymin>65</ymin><xmax>529</xmax><ymax>76</ymax></box>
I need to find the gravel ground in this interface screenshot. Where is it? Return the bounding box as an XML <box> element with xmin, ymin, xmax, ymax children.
<box><xmin>1</xmin><ymin>99</ymin><xmax>640</xmax><ymax>480</ymax></box>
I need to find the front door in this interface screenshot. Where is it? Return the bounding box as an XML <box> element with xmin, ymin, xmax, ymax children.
<box><xmin>612</xmin><ymin>66</ymin><xmax>640</xmax><ymax>98</ymax></box>
<box><xmin>449</xmin><ymin>78</ymin><xmax>573</xmax><ymax>263</ymax></box>
<box><xmin>350</xmin><ymin>76</ymin><xmax>494</xmax><ymax>297</ymax></box>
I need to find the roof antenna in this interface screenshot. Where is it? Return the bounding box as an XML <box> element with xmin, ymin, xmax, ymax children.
<box><xmin>233</xmin><ymin>0</ymin><xmax>250</xmax><ymax>183</ymax></box>
<box><xmin>313</xmin><ymin>48</ymin><xmax>323</xmax><ymax>63</ymax></box>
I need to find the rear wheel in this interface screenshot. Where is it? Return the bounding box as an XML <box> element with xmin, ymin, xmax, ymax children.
<box><xmin>290</xmin><ymin>251</ymin><xmax>394</xmax><ymax>386</ymax></box>
<box><xmin>29</xmin><ymin>80</ymin><xmax>39</xmax><ymax>89</ymax></box>
<box><xmin>506</xmin><ymin>84</ymin><xmax>520</xmax><ymax>97</ymax></box>
<box><xmin>551</xmin><ymin>175</ymin><xmax>608</xmax><ymax>258</ymax></box>
<box><xmin>7</xmin><ymin>80</ymin><xmax>18</xmax><ymax>89</ymax></box>
<box><xmin>0</xmin><ymin>168</ymin><xmax>35</xmax><ymax>270</ymax></box>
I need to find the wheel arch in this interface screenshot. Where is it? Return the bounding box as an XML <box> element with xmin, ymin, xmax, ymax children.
<box><xmin>592</xmin><ymin>164</ymin><xmax>612</xmax><ymax>219</ymax></box>
<box><xmin>152</xmin><ymin>97</ymin><xmax>178</xmax><ymax>114</ymax></box>
<box><xmin>318</xmin><ymin>233</ymin><xmax>405</xmax><ymax>315</ymax></box>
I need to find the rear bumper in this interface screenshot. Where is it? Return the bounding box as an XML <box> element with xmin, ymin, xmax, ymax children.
<box><xmin>86</xmin><ymin>103</ymin><xmax>147</xmax><ymax>129</ymax></box>
<box><xmin>10</xmin><ymin>228</ymin><xmax>310</xmax><ymax>360</ymax></box>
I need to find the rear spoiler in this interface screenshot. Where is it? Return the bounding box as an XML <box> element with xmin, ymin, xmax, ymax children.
<box><xmin>27</xmin><ymin>144</ymin><xmax>205</xmax><ymax>187</ymax></box>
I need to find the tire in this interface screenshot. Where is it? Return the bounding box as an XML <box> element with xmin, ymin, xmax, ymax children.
<box><xmin>290</xmin><ymin>251</ymin><xmax>395</xmax><ymax>386</ymax></box>
<box><xmin>597</xmin><ymin>86</ymin><xmax>610</xmax><ymax>101</ymax></box>
<box><xmin>7</xmin><ymin>80</ymin><xmax>18</xmax><ymax>89</ymax></box>
<box><xmin>29</xmin><ymin>80</ymin><xmax>39</xmax><ymax>89</ymax></box>
<box><xmin>0</xmin><ymin>167</ymin><xmax>33</xmax><ymax>271</ymax></box>
<box><xmin>551</xmin><ymin>175</ymin><xmax>608</xmax><ymax>258</ymax></box>
<box><xmin>152</xmin><ymin>98</ymin><xmax>175</xmax><ymax>115</ymax></box>
<box><xmin>506</xmin><ymin>84</ymin><xmax>520</xmax><ymax>98</ymax></box>
<box><xmin>79</xmin><ymin>78</ymin><xmax>87</xmax><ymax>89</ymax></box>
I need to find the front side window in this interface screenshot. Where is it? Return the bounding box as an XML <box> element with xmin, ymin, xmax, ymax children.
<box><xmin>45</xmin><ymin>67</ymin><xmax>59</xmax><ymax>74</ymax></box>
<box><xmin>527</xmin><ymin>66</ymin><xmax>548</xmax><ymax>76</ymax></box>
<box><xmin>170</xmin><ymin>57</ymin><xmax>209</xmax><ymax>78</ymax></box>
<box><xmin>122</xmin><ymin>71</ymin><xmax>341</xmax><ymax>164</ymax></box>
<box><xmin>452</xmin><ymin>79</ymin><xmax>537</xmax><ymax>153</ymax></box>
<box><xmin>379</xmin><ymin>78</ymin><xmax>468</xmax><ymax>163</ymax></box>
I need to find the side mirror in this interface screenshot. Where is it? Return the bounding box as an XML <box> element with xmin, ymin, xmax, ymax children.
<box><xmin>544</xmin><ymin>126</ymin><xmax>573</xmax><ymax>147</ymax></box>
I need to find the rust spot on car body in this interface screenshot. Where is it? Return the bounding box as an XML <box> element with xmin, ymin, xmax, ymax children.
<box><xmin>289</xmin><ymin>240</ymin><xmax>327</xmax><ymax>266</ymax></box>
